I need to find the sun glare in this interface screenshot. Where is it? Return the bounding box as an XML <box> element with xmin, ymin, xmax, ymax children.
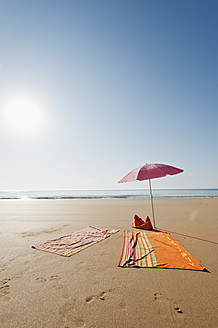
<box><xmin>1</xmin><ymin>95</ymin><xmax>46</xmax><ymax>137</ymax></box>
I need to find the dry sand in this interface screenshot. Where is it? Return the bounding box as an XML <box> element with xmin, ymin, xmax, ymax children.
<box><xmin>0</xmin><ymin>198</ymin><xmax>217</xmax><ymax>328</ymax></box>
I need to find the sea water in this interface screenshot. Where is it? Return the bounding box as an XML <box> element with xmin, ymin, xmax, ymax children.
<box><xmin>0</xmin><ymin>189</ymin><xmax>218</xmax><ymax>200</ymax></box>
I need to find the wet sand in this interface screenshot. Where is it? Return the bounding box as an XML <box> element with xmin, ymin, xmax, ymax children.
<box><xmin>0</xmin><ymin>198</ymin><xmax>217</xmax><ymax>328</ymax></box>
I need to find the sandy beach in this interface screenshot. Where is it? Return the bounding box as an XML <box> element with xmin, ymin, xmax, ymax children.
<box><xmin>0</xmin><ymin>198</ymin><xmax>217</xmax><ymax>328</ymax></box>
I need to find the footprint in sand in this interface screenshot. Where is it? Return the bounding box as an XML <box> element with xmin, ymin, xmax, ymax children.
<box><xmin>50</xmin><ymin>275</ymin><xmax>63</xmax><ymax>290</ymax></box>
<box><xmin>154</xmin><ymin>292</ymin><xmax>164</xmax><ymax>301</ymax></box>
<box><xmin>85</xmin><ymin>295</ymin><xmax>95</xmax><ymax>303</ymax></box>
<box><xmin>62</xmin><ymin>292</ymin><xmax>71</xmax><ymax>300</ymax></box>
<box><xmin>174</xmin><ymin>306</ymin><xmax>183</xmax><ymax>314</ymax></box>
<box><xmin>35</xmin><ymin>275</ymin><xmax>64</xmax><ymax>291</ymax></box>
<box><xmin>99</xmin><ymin>291</ymin><xmax>106</xmax><ymax>300</ymax></box>
<box><xmin>50</xmin><ymin>275</ymin><xmax>61</xmax><ymax>281</ymax></box>
<box><xmin>0</xmin><ymin>279</ymin><xmax>11</xmax><ymax>300</ymax></box>
<box><xmin>59</xmin><ymin>300</ymin><xmax>85</xmax><ymax>327</ymax></box>
<box><xmin>85</xmin><ymin>289</ymin><xmax>113</xmax><ymax>303</ymax></box>
<box><xmin>153</xmin><ymin>293</ymin><xmax>168</xmax><ymax>317</ymax></box>
<box><xmin>36</xmin><ymin>277</ymin><xmax>47</xmax><ymax>283</ymax></box>
<box><xmin>153</xmin><ymin>292</ymin><xmax>184</xmax><ymax>318</ymax></box>
<box><xmin>59</xmin><ymin>301</ymin><xmax>76</xmax><ymax>321</ymax></box>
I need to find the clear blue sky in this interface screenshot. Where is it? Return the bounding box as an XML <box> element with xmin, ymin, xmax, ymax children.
<box><xmin>0</xmin><ymin>0</ymin><xmax>217</xmax><ymax>190</ymax></box>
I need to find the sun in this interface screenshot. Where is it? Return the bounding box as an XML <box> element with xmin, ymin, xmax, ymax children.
<box><xmin>1</xmin><ymin>95</ymin><xmax>46</xmax><ymax>137</ymax></box>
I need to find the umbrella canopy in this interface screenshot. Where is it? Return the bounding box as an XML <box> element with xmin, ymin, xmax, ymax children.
<box><xmin>118</xmin><ymin>163</ymin><xmax>184</xmax><ymax>228</ymax></box>
<box><xmin>118</xmin><ymin>163</ymin><xmax>183</xmax><ymax>183</ymax></box>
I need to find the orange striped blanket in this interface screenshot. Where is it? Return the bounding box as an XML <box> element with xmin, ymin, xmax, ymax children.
<box><xmin>118</xmin><ymin>231</ymin><xmax>205</xmax><ymax>271</ymax></box>
<box><xmin>32</xmin><ymin>226</ymin><xmax>119</xmax><ymax>257</ymax></box>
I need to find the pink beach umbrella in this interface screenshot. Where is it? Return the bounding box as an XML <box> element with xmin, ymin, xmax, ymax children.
<box><xmin>118</xmin><ymin>163</ymin><xmax>184</xmax><ymax>228</ymax></box>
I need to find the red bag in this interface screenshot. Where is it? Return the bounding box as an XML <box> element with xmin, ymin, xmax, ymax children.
<box><xmin>132</xmin><ymin>215</ymin><xmax>153</xmax><ymax>230</ymax></box>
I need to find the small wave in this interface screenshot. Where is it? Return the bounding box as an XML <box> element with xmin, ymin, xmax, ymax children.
<box><xmin>0</xmin><ymin>189</ymin><xmax>218</xmax><ymax>200</ymax></box>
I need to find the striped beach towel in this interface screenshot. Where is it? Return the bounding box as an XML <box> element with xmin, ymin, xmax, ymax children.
<box><xmin>32</xmin><ymin>226</ymin><xmax>119</xmax><ymax>257</ymax></box>
<box><xmin>118</xmin><ymin>231</ymin><xmax>205</xmax><ymax>271</ymax></box>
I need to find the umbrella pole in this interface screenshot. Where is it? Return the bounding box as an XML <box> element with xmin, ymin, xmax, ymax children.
<box><xmin>148</xmin><ymin>179</ymin><xmax>156</xmax><ymax>228</ymax></box>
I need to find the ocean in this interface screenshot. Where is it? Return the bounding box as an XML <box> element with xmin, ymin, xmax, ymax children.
<box><xmin>0</xmin><ymin>189</ymin><xmax>218</xmax><ymax>200</ymax></box>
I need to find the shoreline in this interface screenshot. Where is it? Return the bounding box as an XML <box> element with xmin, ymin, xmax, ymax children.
<box><xmin>1</xmin><ymin>195</ymin><xmax>218</xmax><ymax>200</ymax></box>
<box><xmin>1</xmin><ymin>188</ymin><xmax>218</xmax><ymax>201</ymax></box>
